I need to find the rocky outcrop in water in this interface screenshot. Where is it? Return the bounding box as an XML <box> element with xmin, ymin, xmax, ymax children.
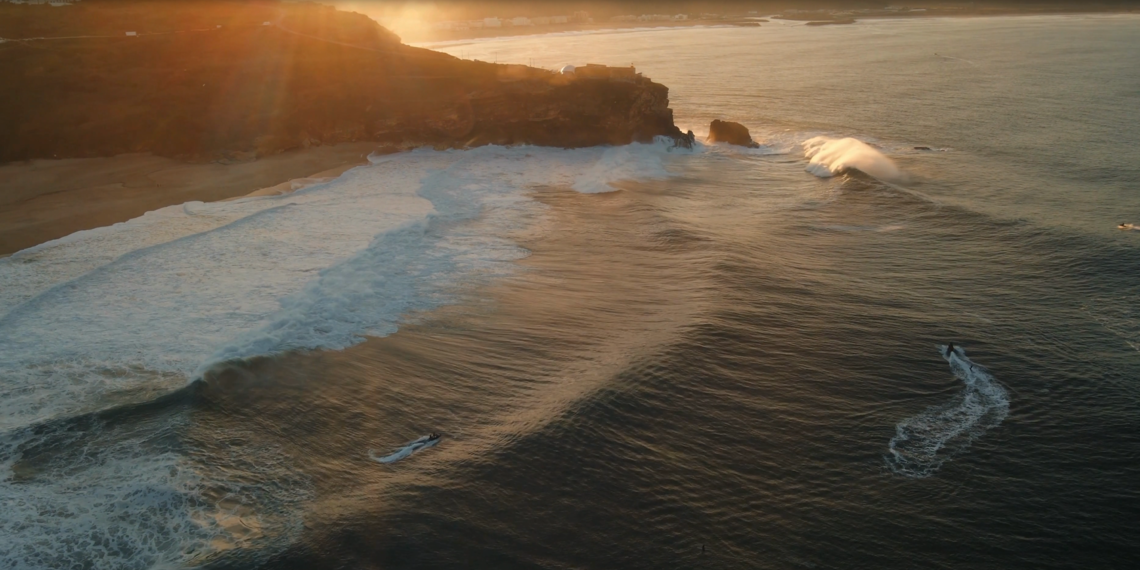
<box><xmin>706</xmin><ymin>120</ymin><xmax>759</xmax><ymax>148</ymax></box>
<box><xmin>0</xmin><ymin>1</ymin><xmax>688</xmax><ymax>163</ymax></box>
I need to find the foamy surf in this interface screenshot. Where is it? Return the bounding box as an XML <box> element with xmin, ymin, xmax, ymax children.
<box><xmin>0</xmin><ymin>142</ymin><xmax>681</xmax><ymax>570</ymax></box>
<box><xmin>886</xmin><ymin>346</ymin><xmax>1009</xmax><ymax>478</ymax></box>
<box><xmin>802</xmin><ymin>136</ymin><xmax>901</xmax><ymax>180</ymax></box>
<box><xmin>0</xmin><ymin>142</ymin><xmax>682</xmax><ymax>429</ymax></box>
<box><xmin>0</xmin><ymin>417</ymin><xmax>312</xmax><ymax>570</ymax></box>
<box><xmin>572</xmin><ymin>137</ymin><xmax>686</xmax><ymax>193</ymax></box>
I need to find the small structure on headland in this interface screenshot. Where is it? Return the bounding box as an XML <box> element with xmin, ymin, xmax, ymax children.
<box><xmin>554</xmin><ymin>64</ymin><xmax>639</xmax><ymax>81</ymax></box>
<box><xmin>576</xmin><ymin>64</ymin><xmax>638</xmax><ymax>80</ymax></box>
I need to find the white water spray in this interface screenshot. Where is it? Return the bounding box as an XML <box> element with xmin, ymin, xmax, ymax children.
<box><xmin>803</xmin><ymin>136</ymin><xmax>901</xmax><ymax>180</ymax></box>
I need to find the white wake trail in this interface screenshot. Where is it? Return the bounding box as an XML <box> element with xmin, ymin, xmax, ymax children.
<box><xmin>886</xmin><ymin>346</ymin><xmax>1009</xmax><ymax>478</ymax></box>
<box><xmin>369</xmin><ymin>435</ymin><xmax>440</xmax><ymax>464</ymax></box>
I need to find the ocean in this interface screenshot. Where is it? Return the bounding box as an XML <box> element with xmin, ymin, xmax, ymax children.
<box><xmin>2</xmin><ymin>14</ymin><xmax>1139</xmax><ymax>570</ymax></box>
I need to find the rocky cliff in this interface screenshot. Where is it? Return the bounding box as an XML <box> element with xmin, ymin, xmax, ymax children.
<box><xmin>0</xmin><ymin>1</ymin><xmax>687</xmax><ymax>164</ymax></box>
<box><xmin>366</xmin><ymin>64</ymin><xmax>684</xmax><ymax>149</ymax></box>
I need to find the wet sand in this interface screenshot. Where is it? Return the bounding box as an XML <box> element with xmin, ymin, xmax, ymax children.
<box><xmin>0</xmin><ymin>143</ymin><xmax>378</xmax><ymax>256</ymax></box>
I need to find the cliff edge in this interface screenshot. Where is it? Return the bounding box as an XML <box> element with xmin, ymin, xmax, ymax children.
<box><xmin>0</xmin><ymin>1</ymin><xmax>687</xmax><ymax>164</ymax></box>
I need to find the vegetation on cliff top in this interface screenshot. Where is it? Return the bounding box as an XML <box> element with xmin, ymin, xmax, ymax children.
<box><xmin>0</xmin><ymin>1</ymin><xmax>683</xmax><ymax>163</ymax></box>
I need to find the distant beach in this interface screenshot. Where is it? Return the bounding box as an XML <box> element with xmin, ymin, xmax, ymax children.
<box><xmin>403</xmin><ymin>5</ymin><xmax>1135</xmax><ymax>45</ymax></box>
<box><xmin>401</xmin><ymin>19</ymin><xmax>759</xmax><ymax>45</ymax></box>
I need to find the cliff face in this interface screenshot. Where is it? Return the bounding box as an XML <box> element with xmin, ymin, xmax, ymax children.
<box><xmin>365</xmin><ymin>64</ymin><xmax>681</xmax><ymax>149</ymax></box>
<box><xmin>0</xmin><ymin>1</ymin><xmax>685</xmax><ymax>163</ymax></box>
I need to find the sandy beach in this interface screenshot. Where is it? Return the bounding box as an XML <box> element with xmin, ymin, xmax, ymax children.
<box><xmin>403</xmin><ymin>20</ymin><xmax>739</xmax><ymax>45</ymax></box>
<box><xmin>0</xmin><ymin>143</ymin><xmax>378</xmax><ymax>256</ymax></box>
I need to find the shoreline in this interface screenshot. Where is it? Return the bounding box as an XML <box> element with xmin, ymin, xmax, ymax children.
<box><xmin>407</xmin><ymin>7</ymin><xmax>1135</xmax><ymax>46</ymax></box>
<box><xmin>403</xmin><ymin>20</ymin><xmax>733</xmax><ymax>46</ymax></box>
<box><xmin>6</xmin><ymin>7</ymin><xmax>1133</xmax><ymax>257</ymax></box>
<box><xmin>0</xmin><ymin>143</ymin><xmax>378</xmax><ymax>257</ymax></box>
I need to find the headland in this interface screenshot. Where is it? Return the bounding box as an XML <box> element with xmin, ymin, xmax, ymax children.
<box><xmin>0</xmin><ymin>0</ymin><xmax>688</xmax><ymax>255</ymax></box>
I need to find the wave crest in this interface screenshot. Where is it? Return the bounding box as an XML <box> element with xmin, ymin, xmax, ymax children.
<box><xmin>803</xmin><ymin>136</ymin><xmax>901</xmax><ymax>180</ymax></box>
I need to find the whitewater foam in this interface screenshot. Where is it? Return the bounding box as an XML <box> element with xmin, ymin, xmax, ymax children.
<box><xmin>0</xmin><ymin>417</ymin><xmax>311</xmax><ymax>570</ymax></box>
<box><xmin>0</xmin><ymin>142</ymin><xmax>681</xmax><ymax>430</ymax></box>
<box><xmin>802</xmin><ymin>136</ymin><xmax>901</xmax><ymax>180</ymax></box>
<box><xmin>0</xmin><ymin>142</ymin><xmax>681</xmax><ymax>570</ymax></box>
<box><xmin>886</xmin><ymin>346</ymin><xmax>1009</xmax><ymax>478</ymax></box>
<box><xmin>571</xmin><ymin>137</ymin><xmax>682</xmax><ymax>193</ymax></box>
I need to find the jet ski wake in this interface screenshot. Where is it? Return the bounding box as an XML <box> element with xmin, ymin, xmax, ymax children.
<box><xmin>886</xmin><ymin>345</ymin><xmax>1009</xmax><ymax>478</ymax></box>
<box><xmin>369</xmin><ymin>433</ymin><xmax>441</xmax><ymax>464</ymax></box>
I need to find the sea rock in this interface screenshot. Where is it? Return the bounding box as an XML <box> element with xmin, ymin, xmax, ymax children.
<box><xmin>706</xmin><ymin>120</ymin><xmax>760</xmax><ymax>148</ymax></box>
<box><xmin>674</xmin><ymin>130</ymin><xmax>697</xmax><ymax>150</ymax></box>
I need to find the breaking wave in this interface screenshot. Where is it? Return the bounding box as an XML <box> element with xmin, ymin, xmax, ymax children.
<box><xmin>886</xmin><ymin>346</ymin><xmax>1009</xmax><ymax>478</ymax></box>
<box><xmin>802</xmin><ymin>136</ymin><xmax>901</xmax><ymax>180</ymax></box>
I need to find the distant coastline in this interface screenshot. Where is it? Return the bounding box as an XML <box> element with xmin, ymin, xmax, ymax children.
<box><xmin>403</xmin><ymin>20</ymin><xmax>742</xmax><ymax>45</ymax></box>
<box><xmin>403</xmin><ymin>5</ymin><xmax>1135</xmax><ymax>45</ymax></box>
